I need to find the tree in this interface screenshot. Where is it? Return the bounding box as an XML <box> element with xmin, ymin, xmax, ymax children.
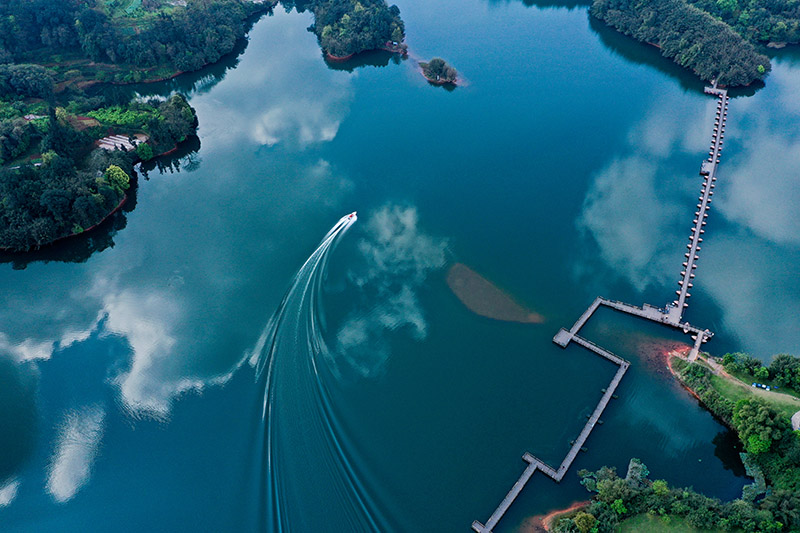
<box><xmin>652</xmin><ymin>479</ymin><xmax>669</xmax><ymax>497</ymax></box>
<box><xmin>769</xmin><ymin>354</ymin><xmax>800</xmax><ymax>389</ymax></box>
<box><xmin>573</xmin><ymin>512</ymin><xmax>597</xmax><ymax>533</ymax></box>
<box><xmin>733</xmin><ymin>399</ymin><xmax>789</xmax><ymax>454</ymax></box>
<box><xmin>748</xmin><ymin>434</ymin><xmax>771</xmax><ymax>454</ymax></box>
<box><xmin>136</xmin><ymin>142</ymin><xmax>154</xmax><ymax>161</ymax></box>
<box><xmin>590</xmin><ymin>0</ymin><xmax>771</xmax><ymax>86</ymax></box>
<box><xmin>312</xmin><ymin>0</ymin><xmax>405</xmax><ymax>57</ymax></box>
<box><xmin>625</xmin><ymin>458</ymin><xmax>650</xmax><ymax>489</ymax></box>
<box><xmin>756</xmin><ymin>366</ymin><xmax>770</xmax><ymax>381</ymax></box>
<box><xmin>762</xmin><ymin>489</ymin><xmax>800</xmax><ymax>530</ymax></box>
<box><xmin>611</xmin><ymin>499</ymin><xmax>628</xmax><ymax>515</ymax></box>
<box><xmin>580</xmin><ymin>465</ymin><xmax>618</xmax><ymax>492</ymax></box>
<box><xmin>101</xmin><ymin>165</ymin><xmax>130</xmax><ymax>196</ymax></box>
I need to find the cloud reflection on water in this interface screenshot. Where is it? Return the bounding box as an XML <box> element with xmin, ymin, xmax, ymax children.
<box><xmin>46</xmin><ymin>406</ymin><xmax>105</xmax><ymax>503</ymax></box>
<box><xmin>579</xmin><ymin>63</ymin><xmax>800</xmax><ymax>356</ymax></box>
<box><xmin>191</xmin><ymin>9</ymin><xmax>352</xmax><ymax>150</ymax></box>
<box><xmin>334</xmin><ymin>205</ymin><xmax>447</xmax><ymax>378</ymax></box>
<box><xmin>0</xmin><ymin>478</ymin><xmax>19</xmax><ymax>507</ymax></box>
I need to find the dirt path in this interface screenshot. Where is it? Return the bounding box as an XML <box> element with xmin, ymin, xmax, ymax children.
<box><xmin>668</xmin><ymin>350</ymin><xmax>800</xmax><ymax>418</ymax></box>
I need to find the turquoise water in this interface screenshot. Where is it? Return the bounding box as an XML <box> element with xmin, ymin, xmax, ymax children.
<box><xmin>2</xmin><ymin>1</ymin><xmax>800</xmax><ymax>531</ymax></box>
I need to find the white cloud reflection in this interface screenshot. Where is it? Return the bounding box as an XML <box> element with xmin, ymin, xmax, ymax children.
<box><xmin>579</xmin><ymin>64</ymin><xmax>800</xmax><ymax>356</ymax></box>
<box><xmin>0</xmin><ymin>478</ymin><xmax>19</xmax><ymax>507</ymax></box>
<box><xmin>46</xmin><ymin>406</ymin><xmax>105</xmax><ymax>503</ymax></box>
<box><xmin>578</xmin><ymin>156</ymin><xmax>683</xmax><ymax>291</ymax></box>
<box><xmin>334</xmin><ymin>205</ymin><xmax>447</xmax><ymax>377</ymax></box>
<box><xmin>192</xmin><ymin>9</ymin><xmax>352</xmax><ymax>149</ymax></box>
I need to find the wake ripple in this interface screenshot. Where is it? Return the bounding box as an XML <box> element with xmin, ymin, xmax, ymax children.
<box><xmin>250</xmin><ymin>213</ymin><xmax>387</xmax><ymax>532</ymax></box>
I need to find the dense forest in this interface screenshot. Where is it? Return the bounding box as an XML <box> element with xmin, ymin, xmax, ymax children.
<box><xmin>591</xmin><ymin>0</ymin><xmax>771</xmax><ymax>86</ymax></box>
<box><xmin>0</xmin><ymin>0</ymin><xmax>259</xmax><ymax>250</ymax></box>
<box><xmin>688</xmin><ymin>0</ymin><xmax>800</xmax><ymax>44</ymax></box>
<box><xmin>0</xmin><ymin>0</ymin><xmax>270</xmax><ymax>81</ymax></box>
<box><xmin>309</xmin><ymin>0</ymin><xmax>405</xmax><ymax>58</ymax></box>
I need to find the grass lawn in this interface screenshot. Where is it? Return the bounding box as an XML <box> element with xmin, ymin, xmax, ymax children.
<box><xmin>724</xmin><ymin>365</ymin><xmax>800</xmax><ymax>401</ymax></box>
<box><xmin>618</xmin><ymin>513</ymin><xmax>721</xmax><ymax>532</ymax></box>
<box><xmin>709</xmin><ymin>374</ymin><xmax>800</xmax><ymax>419</ymax></box>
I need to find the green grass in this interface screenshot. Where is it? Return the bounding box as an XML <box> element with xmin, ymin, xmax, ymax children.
<box><xmin>618</xmin><ymin>513</ymin><xmax>721</xmax><ymax>532</ymax></box>
<box><xmin>724</xmin><ymin>366</ymin><xmax>800</xmax><ymax>401</ymax></box>
<box><xmin>709</xmin><ymin>374</ymin><xmax>800</xmax><ymax>419</ymax></box>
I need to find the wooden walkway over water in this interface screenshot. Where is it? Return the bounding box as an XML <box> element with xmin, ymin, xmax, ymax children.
<box><xmin>554</xmin><ymin>297</ymin><xmax>712</xmax><ymax>351</ymax></box>
<box><xmin>472</xmin><ymin>332</ymin><xmax>629</xmax><ymax>533</ymax></box>
<box><xmin>471</xmin><ymin>86</ymin><xmax>727</xmax><ymax>532</ymax></box>
<box><xmin>670</xmin><ymin>88</ymin><xmax>728</xmax><ymax>323</ymax></box>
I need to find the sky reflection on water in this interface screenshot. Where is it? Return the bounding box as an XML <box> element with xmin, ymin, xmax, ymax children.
<box><xmin>0</xmin><ymin>1</ymin><xmax>795</xmax><ymax>528</ymax></box>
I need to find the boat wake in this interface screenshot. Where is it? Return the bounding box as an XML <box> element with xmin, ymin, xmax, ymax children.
<box><xmin>249</xmin><ymin>212</ymin><xmax>387</xmax><ymax>532</ymax></box>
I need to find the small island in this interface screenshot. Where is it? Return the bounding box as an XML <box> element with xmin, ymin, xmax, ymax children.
<box><xmin>310</xmin><ymin>0</ymin><xmax>407</xmax><ymax>60</ymax></box>
<box><xmin>420</xmin><ymin>58</ymin><xmax>458</xmax><ymax>85</ymax></box>
<box><xmin>0</xmin><ymin>91</ymin><xmax>198</xmax><ymax>251</ymax></box>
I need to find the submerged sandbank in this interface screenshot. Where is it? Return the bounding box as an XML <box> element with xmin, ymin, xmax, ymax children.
<box><xmin>446</xmin><ymin>263</ymin><xmax>544</xmax><ymax>324</ymax></box>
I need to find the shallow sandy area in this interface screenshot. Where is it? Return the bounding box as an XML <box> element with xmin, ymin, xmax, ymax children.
<box><xmin>446</xmin><ymin>263</ymin><xmax>544</xmax><ymax>324</ymax></box>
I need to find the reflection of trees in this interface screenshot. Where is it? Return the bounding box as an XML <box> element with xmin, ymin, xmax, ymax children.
<box><xmin>323</xmin><ymin>49</ymin><xmax>405</xmax><ymax>72</ymax></box>
<box><xmin>140</xmin><ymin>135</ymin><xmax>202</xmax><ymax>177</ymax></box>
<box><xmin>485</xmin><ymin>0</ymin><xmax>591</xmax><ymax>11</ymax></box>
<box><xmin>88</xmin><ymin>15</ymin><xmax>261</xmax><ymax>105</ymax></box>
<box><xmin>0</xmin><ymin>358</ymin><xmax>37</xmax><ymax>483</ymax></box>
<box><xmin>490</xmin><ymin>0</ymin><xmax>765</xmax><ymax>96</ymax></box>
<box><xmin>712</xmin><ymin>428</ymin><xmax>747</xmax><ymax>476</ymax></box>
<box><xmin>588</xmin><ymin>17</ymin><xmax>762</xmax><ymax>97</ymax></box>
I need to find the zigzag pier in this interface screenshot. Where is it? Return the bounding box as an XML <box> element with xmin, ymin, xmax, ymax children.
<box><xmin>471</xmin><ymin>86</ymin><xmax>727</xmax><ymax>532</ymax></box>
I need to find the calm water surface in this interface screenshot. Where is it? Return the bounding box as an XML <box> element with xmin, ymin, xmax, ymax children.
<box><xmin>2</xmin><ymin>1</ymin><xmax>800</xmax><ymax>531</ymax></box>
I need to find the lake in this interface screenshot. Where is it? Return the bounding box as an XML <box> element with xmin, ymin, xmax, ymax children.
<box><xmin>2</xmin><ymin>0</ymin><xmax>800</xmax><ymax>531</ymax></box>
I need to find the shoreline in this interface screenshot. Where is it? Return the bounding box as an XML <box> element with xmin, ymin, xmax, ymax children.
<box><xmin>421</xmin><ymin>72</ymin><xmax>457</xmax><ymax>86</ymax></box>
<box><xmin>0</xmin><ymin>188</ymin><xmax>129</xmax><ymax>253</ymax></box>
<box><xmin>665</xmin><ymin>349</ymin><xmax>800</xmax><ymax>430</ymax></box>
<box><xmin>519</xmin><ymin>500</ymin><xmax>589</xmax><ymax>532</ymax></box>
<box><xmin>325</xmin><ymin>52</ymin><xmax>355</xmax><ymax>61</ymax></box>
<box><xmin>325</xmin><ymin>45</ymin><xmax>408</xmax><ymax>63</ymax></box>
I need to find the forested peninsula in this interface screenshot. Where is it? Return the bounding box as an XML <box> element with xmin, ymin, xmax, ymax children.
<box><xmin>0</xmin><ymin>0</ymin><xmax>408</xmax><ymax>251</ymax></box>
<box><xmin>0</xmin><ymin>0</ymin><xmax>271</xmax><ymax>251</ymax></box>
<box><xmin>591</xmin><ymin>0</ymin><xmax>771</xmax><ymax>86</ymax></box>
<box><xmin>551</xmin><ymin>351</ymin><xmax>800</xmax><ymax>533</ymax></box>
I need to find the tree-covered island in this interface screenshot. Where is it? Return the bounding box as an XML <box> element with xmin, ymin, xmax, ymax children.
<box><xmin>309</xmin><ymin>0</ymin><xmax>406</xmax><ymax>59</ymax></box>
<box><xmin>420</xmin><ymin>58</ymin><xmax>458</xmax><ymax>85</ymax></box>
